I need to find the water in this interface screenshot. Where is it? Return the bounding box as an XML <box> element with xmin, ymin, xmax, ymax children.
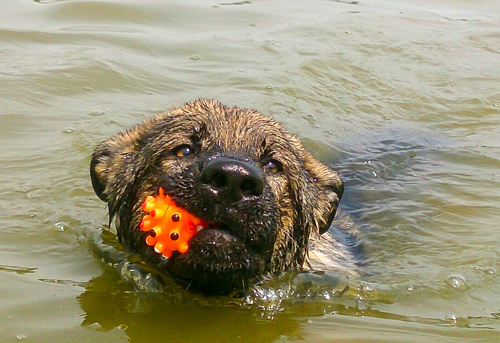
<box><xmin>1</xmin><ymin>0</ymin><xmax>499</xmax><ymax>341</ymax></box>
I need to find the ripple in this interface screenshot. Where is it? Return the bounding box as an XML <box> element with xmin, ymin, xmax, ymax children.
<box><xmin>89</xmin><ymin>110</ymin><xmax>105</xmax><ymax>116</ymax></box>
<box><xmin>0</xmin><ymin>264</ymin><xmax>37</xmax><ymax>275</ymax></box>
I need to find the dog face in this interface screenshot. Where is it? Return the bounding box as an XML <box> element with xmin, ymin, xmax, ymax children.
<box><xmin>90</xmin><ymin>100</ymin><xmax>343</xmax><ymax>294</ymax></box>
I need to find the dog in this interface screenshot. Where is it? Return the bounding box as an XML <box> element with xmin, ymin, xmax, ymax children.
<box><xmin>90</xmin><ymin>99</ymin><xmax>346</xmax><ymax>295</ymax></box>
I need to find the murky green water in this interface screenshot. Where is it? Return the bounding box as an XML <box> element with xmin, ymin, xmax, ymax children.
<box><xmin>1</xmin><ymin>0</ymin><xmax>500</xmax><ymax>341</ymax></box>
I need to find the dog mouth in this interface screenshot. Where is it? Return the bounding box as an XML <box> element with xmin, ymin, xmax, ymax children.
<box><xmin>161</xmin><ymin>205</ymin><xmax>272</xmax><ymax>293</ymax></box>
<box><xmin>162</xmin><ymin>222</ymin><xmax>265</xmax><ymax>295</ymax></box>
<box><xmin>139</xmin><ymin>186</ymin><xmax>275</xmax><ymax>294</ymax></box>
<box><xmin>180</xmin><ymin>220</ymin><xmax>253</xmax><ymax>260</ymax></box>
<box><xmin>139</xmin><ymin>188</ymin><xmax>255</xmax><ymax>260</ymax></box>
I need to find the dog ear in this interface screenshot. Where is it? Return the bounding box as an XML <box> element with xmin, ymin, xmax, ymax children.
<box><xmin>90</xmin><ymin>126</ymin><xmax>149</xmax><ymax>202</ymax></box>
<box><xmin>90</xmin><ymin>141</ymin><xmax>114</xmax><ymax>202</ymax></box>
<box><xmin>303</xmin><ymin>154</ymin><xmax>344</xmax><ymax>235</ymax></box>
<box><xmin>90</xmin><ymin>109</ymin><xmax>186</xmax><ymax>203</ymax></box>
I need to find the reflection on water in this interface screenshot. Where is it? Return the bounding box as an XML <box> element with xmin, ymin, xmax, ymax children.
<box><xmin>83</xmin><ymin>230</ymin><xmax>393</xmax><ymax>342</ymax></box>
<box><xmin>1</xmin><ymin>0</ymin><xmax>500</xmax><ymax>341</ymax></box>
<box><xmin>86</xmin><ymin>228</ymin><xmax>500</xmax><ymax>341</ymax></box>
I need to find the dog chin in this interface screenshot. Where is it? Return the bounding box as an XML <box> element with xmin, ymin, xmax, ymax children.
<box><xmin>162</xmin><ymin>228</ymin><xmax>266</xmax><ymax>294</ymax></box>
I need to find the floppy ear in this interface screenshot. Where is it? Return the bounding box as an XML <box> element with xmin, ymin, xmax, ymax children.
<box><xmin>90</xmin><ymin>140</ymin><xmax>115</xmax><ymax>202</ymax></box>
<box><xmin>304</xmin><ymin>154</ymin><xmax>344</xmax><ymax>235</ymax></box>
<box><xmin>90</xmin><ymin>126</ymin><xmax>150</xmax><ymax>202</ymax></box>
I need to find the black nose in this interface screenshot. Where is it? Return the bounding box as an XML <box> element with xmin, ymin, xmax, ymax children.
<box><xmin>200</xmin><ymin>157</ymin><xmax>264</xmax><ymax>205</ymax></box>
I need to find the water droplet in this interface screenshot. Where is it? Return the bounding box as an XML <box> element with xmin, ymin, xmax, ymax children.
<box><xmin>445</xmin><ymin>274</ymin><xmax>467</xmax><ymax>289</ymax></box>
<box><xmin>190</xmin><ymin>55</ymin><xmax>200</xmax><ymax>60</ymax></box>
<box><xmin>89</xmin><ymin>110</ymin><xmax>105</xmax><ymax>116</ymax></box>
<box><xmin>16</xmin><ymin>335</ymin><xmax>27</xmax><ymax>340</ymax></box>
<box><xmin>62</xmin><ymin>128</ymin><xmax>75</xmax><ymax>134</ymax></box>
<box><xmin>361</xmin><ymin>283</ymin><xmax>373</xmax><ymax>293</ymax></box>
<box><xmin>447</xmin><ymin>314</ymin><xmax>457</xmax><ymax>324</ymax></box>
<box><xmin>87</xmin><ymin>322</ymin><xmax>102</xmax><ymax>330</ymax></box>
<box><xmin>359</xmin><ymin>283</ymin><xmax>375</xmax><ymax>298</ymax></box>
<box><xmin>407</xmin><ymin>286</ymin><xmax>414</xmax><ymax>292</ymax></box>
<box><xmin>484</xmin><ymin>267</ymin><xmax>496</xmax><ymax>275</ymax></box>
<box><xmin>54</xmin><ymin>222</ymin><xmax>69</xmax><ymax>232</ymax></box>
<box><xmin>471</xmin><ymin>265</ymin><xmax>481</xmax><ymax>272</ymax></box>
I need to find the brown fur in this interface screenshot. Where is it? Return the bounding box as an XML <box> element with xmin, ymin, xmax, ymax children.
<box><xmin>90</xmin><ymin>99</ymin><xmax>345</xmax><ymax>294</ymax></box>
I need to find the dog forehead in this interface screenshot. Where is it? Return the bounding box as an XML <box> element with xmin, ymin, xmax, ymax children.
<box><xmin>171</xmin><ymin>99</ymin><xmax>287</xmax><ymax>150</ymax></box>
<box><xmin>213</xmin><ymin>108</ymin><xmax>281</xmax><ymax>149</ymax></box>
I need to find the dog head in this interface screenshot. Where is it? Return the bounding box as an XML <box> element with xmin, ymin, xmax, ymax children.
<box><xmin>90</xmin><ymin>99</ymin><xmax>343</xmax><ymax>294</ymax></box>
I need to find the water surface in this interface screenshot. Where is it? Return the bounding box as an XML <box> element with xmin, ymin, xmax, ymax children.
<box><xmin>1</xmin><ymin>0</ymin><xmax>500</xmax><ymax>342</ymax></box>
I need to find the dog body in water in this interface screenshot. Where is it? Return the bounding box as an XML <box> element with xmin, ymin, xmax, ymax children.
<box><xmin>90</xmin><ymin>99</ymin><xmax>349</xmax><ymax>295</ymax></box>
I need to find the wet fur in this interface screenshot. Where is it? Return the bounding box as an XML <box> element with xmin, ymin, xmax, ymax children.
<box><xmin>91</xmin><ymin>99</ymin><xmax>346</xmax><ymax>294</ymax></box>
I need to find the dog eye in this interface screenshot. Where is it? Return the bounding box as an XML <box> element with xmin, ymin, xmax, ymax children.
<box><xmin>264</xmin><ymin>159</ymin><xmax>283</xmax><ymax>173</ymax></box>
<box><xmin>172</xmin><ymin>144</ymin><xmax>192</xmax><ymax>158</ymax></box>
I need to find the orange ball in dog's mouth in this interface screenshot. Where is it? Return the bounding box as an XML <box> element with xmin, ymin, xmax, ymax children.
<box><xmin>139</xmin><ymin>187</ymin><xmax>208</xmax><ymax>258</ymax></box>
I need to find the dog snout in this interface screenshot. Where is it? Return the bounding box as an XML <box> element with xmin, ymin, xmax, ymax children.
<box><xmin>200</xmin><ymin>157</ymin><xmax>264</xmax><ymax>205</ymax></box>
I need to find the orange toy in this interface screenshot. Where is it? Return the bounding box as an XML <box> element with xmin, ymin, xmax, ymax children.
<box><xmin>139</xmin><ymin>187</ymin><xmax>207</xmax><ymax>258</ymax></box>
